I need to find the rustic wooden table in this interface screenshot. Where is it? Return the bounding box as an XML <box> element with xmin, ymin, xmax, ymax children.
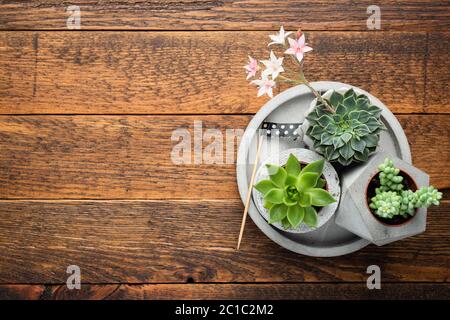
<box><xmin>0</xmin><ymin>1</ymin><xmax>449</xmax><ymax>300</ymax></box>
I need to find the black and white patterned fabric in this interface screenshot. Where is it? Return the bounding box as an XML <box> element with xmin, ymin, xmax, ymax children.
<box><xmin>261</xmin><ymin>122</ymin><xmax>303</xmax><ymax>138</ymax></box>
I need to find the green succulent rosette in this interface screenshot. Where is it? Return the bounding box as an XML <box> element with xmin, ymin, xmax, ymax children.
<box><xmin>306</xmin><ymin>88</ymin><xmax>386</xmax><ymax>166</ymax></box>
<box><xmin>254</xmin><ymin>154</ymin><xmax>336</xmax><ymax>229</ymax></box>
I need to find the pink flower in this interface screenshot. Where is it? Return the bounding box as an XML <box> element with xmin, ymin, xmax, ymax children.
<box><xmin>251</xmin><ymin>75</ymin><xmax>276</xmax><ymax>98</ymax></box>
<box><xmin>284</xmin><ymin>34</ymin><xmax>313</xmax><ymax>62</ymax></box>
<box><xmin>261</xmin><ymin>51</ymin><xmax>284</xmax><ymax>80</ymax></box>
<box><xmin>244</xmin><ymin>56</ymin><xmax>260</xmax><ymax>80</ymax></box>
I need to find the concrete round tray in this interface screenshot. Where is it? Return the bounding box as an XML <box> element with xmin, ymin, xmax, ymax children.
<box><xmin>236</xmin><ymin>81</ymin><xmax>412</xmax><ymax>257</ymax></box>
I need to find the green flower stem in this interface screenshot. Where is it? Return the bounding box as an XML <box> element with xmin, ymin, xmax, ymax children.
<box><xmin>298</xmin><ymin>71</ymin><xmax>335</xmax><ymax>113</ymax></box>
<box><xmin>278</xmin><ymin>75</ymin><xmax>301</xmax><ymax>84</ymax></box>
<box><xmin>278</xmin><ymin>73</ymin><xmax>335</xmax><ymax>114</ymax></box>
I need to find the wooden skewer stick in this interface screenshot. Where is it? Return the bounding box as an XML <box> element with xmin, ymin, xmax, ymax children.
<box><xmin>237</xmin><ymin>134</ymin><xmax>264</xmax><ymax>250</ymax></box>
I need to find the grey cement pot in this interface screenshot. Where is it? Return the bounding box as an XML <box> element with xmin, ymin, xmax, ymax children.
<box><xmin>253</xmin><ymin>148</ymin><xmax>340</xmax><ymax>233</ymax></box>
<box><xmin>335</xmin><ymin>151</ymin><xmax>429</xmax><ymax>246</ymax></box>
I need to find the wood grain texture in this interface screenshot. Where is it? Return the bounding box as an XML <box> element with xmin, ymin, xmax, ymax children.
<box><xmin>0</xmin><ymin>283</ymin><xmax>449</xmax><ymax>300</ymax></box>
<box><xmin>427</xmin><ymin>32</ymin><xmax>450</xmax><ymax>113</ymax></box>
<box><xmin>0</xmin><ymin>115</ymin><xmax>449</xmax><ymax>200</ymax></box>
<box><xmin>0</xmin><ymin>200</ymin><xmax>448</xmax><ymax>283</ymax></box>
<box><xmin>0</xmin><ymin>1</ymin><xmax>449</xmax><ymax>31</ymax></box>
<box><xmin>0</xmin><ymin>31</ymin><xmax>435</xmax><ymax>114</ymax></box>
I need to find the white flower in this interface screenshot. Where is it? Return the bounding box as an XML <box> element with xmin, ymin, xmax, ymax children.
<box><xmin>268</xmin><ymin>26</ymin><xmax>293</xmax><ymax>46</ymax></box>
<box><xmin>251</xmin><ymin>74</ymin><xmax>276</xmax><ymax>98</ymax></box>
<box><xmin>261</xmin><ymin>51</ymin><xmax>284</xmax><ymax>80</ymax></box>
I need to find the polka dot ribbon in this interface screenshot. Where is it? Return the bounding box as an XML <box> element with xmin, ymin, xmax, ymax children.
<box><xmin>261</xmin><ymin>122</ymin><xmax>303</xmax><ymax>138</ymax></box>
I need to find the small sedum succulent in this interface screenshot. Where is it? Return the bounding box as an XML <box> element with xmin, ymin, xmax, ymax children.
<box><xmin>399</xmin><ymin>190</ymin><xmax>417</xmax><ymax>216</ymax></box>
<box><xmin>415</xmin><ymin>186</ymin><xmax>442</xmax><ymax>207</ymax></box>
<box><xmin>370</xmin><ymin>158</ymin><xmax>442</xmax><ymax>219</ymax></box>
<box><xmin>378</xmin><ymin>158</ymin><xmax>404</xmax><ymax>192</ymax></box>
<box><xmin>306</xmin><ymin>88</ymin><xmax>386</xmax><ymax>166</ymax></box>
<box><xmin>254</xmin><ymin>154</ymin><xmax>336</xmax><ymax>229</ymax></box>
<box><xmin>369</xmin><ymin>191</ymin><xmax>401</xmax><ymax>219</ymax></box>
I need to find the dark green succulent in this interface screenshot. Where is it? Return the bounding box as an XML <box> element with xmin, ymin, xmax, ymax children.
<box><xmin>306</xmin><ymin>88</ymin><xmax>386</xmax><ymax>166</ymax></box>
<box><xmin>254</xmin><ymin>154</ymin><xmax>336</xmax><ymax>229</ymax></box>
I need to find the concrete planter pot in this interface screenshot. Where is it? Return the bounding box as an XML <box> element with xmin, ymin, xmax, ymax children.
<box><xmin>335</xmin><ymin>151</ymin><xmax>429</xmax><ymax>246</ymax></box>
<box><xmin>253</xmin><ymin>148</ymin><xmax>341</xmax><ymax>234</ymax></box>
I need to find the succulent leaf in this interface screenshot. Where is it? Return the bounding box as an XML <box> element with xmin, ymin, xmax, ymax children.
<box><xmin>264</xmin><ymin>188</ymin><xmax>284</xmax><ymax>204</ymax></box>
<box><xmin>285</xmin><ymin>154</ymin><xmax>301</xmax><ymax>176</ymax></box>
<box><xmin>285</xmin><ymin>175</ymin><xmax>297</xmax><ymax>186</ymax></box>
<box><xmin>351</xmin><ymin>138</ymin><xmax>366</xmax><ymax>153</ymax></box>
<box><xmin>303</xmin><ymin>207</ymin><xmax>318</xmax><ymax>227</ymax></box>
<box><xmin>287</xmin><ymin>205</ymin><xmax>305</xmax><ymax>228</ymax></box>
<box><xmin>363</xmin><ymin>134</ymin><xmax>378</xmax><ymax>147</ymax></box>
<box><xmin>301</xmin><ymin>159</ymin><xmax>325</xmax><ymax>175</ymax></box>
<box><xmin>344</xmin><ymin>88</ymin><xmax>355</xmax><ymax>98</ymax></box>
<box><xmin>281</xmin><ymin>217</ymin><xmax>291</xmax><ymax>229</ymax></box>
<box><xmin>336</xmin><ymin>104</ymin><xmax>347</xmax><ymax>115</ymax></box>
<box><xmin>296</xmin><ymin>172</ymin><xmax>319</xmax><ymax>190</ymax></box>
<box><xmin>298</xmin><ymin>192</ymin><xmax>312</xmax><ymax>207</ymax></box>
<box><xmin>339</xmin><ymin>142</ymin><xmax>354</xmax><ymax>160</ymax></box>
<box><xmin>343</xmin><ymin>96</ymin><xmax>356</xmax><ymax>109</ymax></box>
<box><xmin>269</xmin><ymin>204</ymin><xmax>287</xmax><ymax>223</ymax></box>
<box><xmin>266</xmin><ymin>164</ymin><xmax>287</xmax><ymax>188</ymax></box>
<box><xmin>254</xmin><ymin>180</ymin><xmax>277</xmax><ymax>196</ymax></box>
<box><xmin>307</xmin><ymin>188</ymin><xmax>337</xmax><ymax>206</ymax></box>
<box><xmin>354</xmin><ymin>149</ymin><xmax>369</xmax><ymax>162</ymax></box>
<box><xmin>332</xmin><ymin>136</ymin><xmax>345</xmax><ymax>149</ymax></box>
<box><xmin>315</xmin><ymin>178</ymin><xmax>326</xmax><ymax>189</ymax></box>
<box><xmin>320</xmin><ymin>132</ymin><xmax>333</xmax><ymax>145</ymax></box>
<box><xmin>329</xmin><ymin>91</ymin><xmax>344</xmax><ymax>106</ymax></box>
<box><xmin>341</xmin><ymin>132</ymin><xmax>352</xmax><ymax>143</ymax></box>
<box><xmin>263</xmin><ymin>199</ymin><xmax>273</xmax><ymax>209</ymax></box>
<box><xmin>318</xmin><ymin>115</ymin><xmax>334</xmax><ymax>127</ymax></box>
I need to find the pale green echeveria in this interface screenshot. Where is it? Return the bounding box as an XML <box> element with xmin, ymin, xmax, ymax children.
<box><xmin>254</xmin><ymin>153</ymin><xmax>336</xmax><ymax>229</ymax></box>
<box><xmin>306</xmin><ymin>88</ymin><xmax>386</xmax><ymax>166</ymax></box>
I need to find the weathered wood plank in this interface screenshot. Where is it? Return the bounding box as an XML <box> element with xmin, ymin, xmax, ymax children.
<box><xmin>0</xmin><ymin>283</ymin><xmax>449</xmax><ymax>300</ymax></box>
<box><xmin>0</xmin><ymin>200</ymin><xmax>448</xmax><ymax>283</ymax></box>
<box><xmin>427</xmin><ymin>32</ymin><xmax>450</xmax><ymax>113</ymax></box>
<box><xmin>0</xmin><ymin>115</ymin><xmax>448</xmax><ymax>199</ymax></box>
<box><xmin>0</xmin><ymin>1</ymin><xmax>448</xmax><ymax>31</ymax></box>
<box><xmin>0</xmin><ymin>31</ymin><xmax>431</xmax><ymax>114</ymax></box>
